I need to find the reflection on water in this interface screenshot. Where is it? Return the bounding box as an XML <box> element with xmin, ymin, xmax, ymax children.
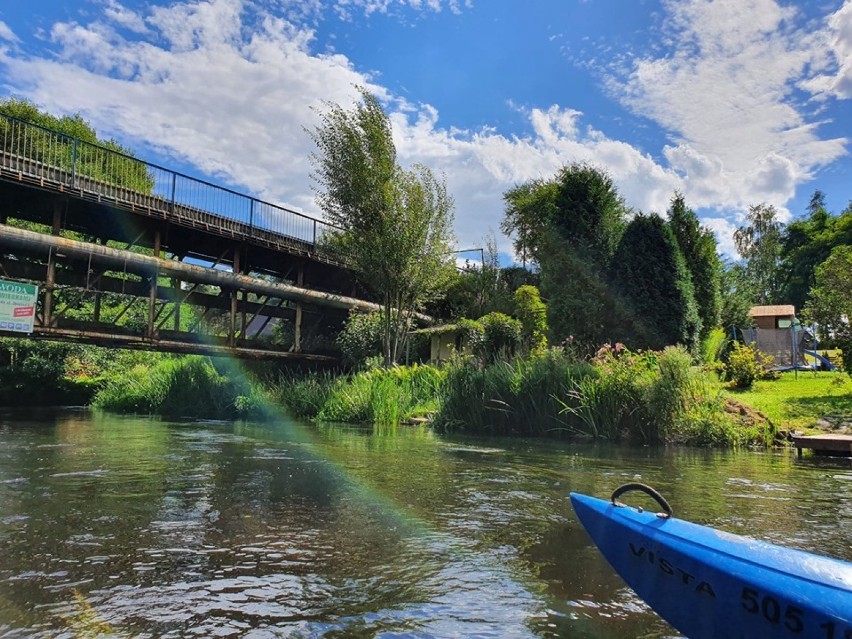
<box><xmin>0</xmin><ymin>409</ymin><xmax>849</xmax><ymax>637</ymax></box>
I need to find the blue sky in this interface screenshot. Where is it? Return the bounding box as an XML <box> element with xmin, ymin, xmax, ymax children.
<box><xmin>1</xmin><ymin>0</ymin><xmax>850</xmax><ymax>259</ymax></box>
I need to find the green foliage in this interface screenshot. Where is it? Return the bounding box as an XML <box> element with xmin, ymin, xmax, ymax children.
<box><xmin>803</xmin><ymin>244</ymin><xmax>852</xmax><ymax>375</ymax></box>
<box><xmin>724</xmin><ymin>342</ymin><xmax>764</xmax><ymax>389</ymax></box>
<box><xmin>513</xmin><ymin>285</ymin><xmax>547</xmax><ymax>354</ymax></box>
<box><xmin>502</xmin><ymin>164</ymin><xmax>628</xmax><ymax>347</ymax></box>
<box><xmin>455</xmin><ymin>317</ymin><xmax>485</xmax><ymax>354</ymax></box>
<box><xmin>734</xmin><ymin>203</ymin><xmax>783</xmax><ymax>305</ymax></box>
<box><xmin>309</xmin><ymin>89</ymin><xmax>456</xmax><ymax>365</ymax></box>
<box><xmin>272</xmin><ymin>371</ymin><xmax>336</xmax><ymax>419</ymax></box>
<box><xmin>276</xmin><ymin>365</ymin><xmax>445</xmax><ymax>425</ymax></box>
<box><xmin>477</xmin><ymin>312</ymin><xmax>522</xmax><ymax>362</ymax></box>
<box><xmin>780</xmin><ymin>192</ymin><xmax>852</xmax><ymax>312</ymax></box>
<box><xmin>667</xmin><ymin>193</ymin><xmax>722</xmax><ymax>341</ymax></box>
<box><xmin>720</xmin><ymin>262</ymin><xmax>755</xmax><ymax>331</ymax></box>
<box><xmin>433</xmin><ymin>234</ymin><xmax>517</xmax><ymax>319</ymax></box>
<box><xmin>434</xmin><ymin>349</ymin><xmax>596</xmax><ymax>436</ymax></box>
<box><xmin>538</xmin><ymin>232</ymin><xmax>625</xmax><ymax>349</ymax></box>
<box><xmin>92</xmin><ymin>356</ymin><xmax>241</xmax><ymax>418</ymax></box>
<box><xmin>0</xmin><ymin>339</ymin><xmax>144</xmax><ymax>406</ymax></box>
<box><xmin>0</xmin><ymin>98</ymin><xmax>154</xmax><ymax>192</ymax></box>
<box><xmin>643</xmin><ymin>346</ymin><xmax>694</xmax><ymax>442</ymax></box>
<box><xmin>610</xmin><ymin>213</ymin><xmax>701</xmax><ymax>352</ymax></box>
<box><xmin>337</xmin><ymin>311</ymin><xmax>384</xmax><ymax>369</ymax></box>
<box><xmin>701</xmin><ymin>327</ymin><xmax>729</xmax><ymax>368</ymax></box>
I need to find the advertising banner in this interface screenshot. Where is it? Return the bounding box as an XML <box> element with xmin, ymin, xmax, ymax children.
<box><xmin>0</xmin><ymin>279</ymin><xmax>38</xmax><ymax>334</ymax></box>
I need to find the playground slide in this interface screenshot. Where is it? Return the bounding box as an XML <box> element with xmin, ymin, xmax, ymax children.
<box><xmin>803</xmin><ymin>349</ymin><xmax>836</xmax><ymax>371</ymax></box>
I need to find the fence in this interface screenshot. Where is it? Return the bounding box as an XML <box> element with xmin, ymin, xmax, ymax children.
<box><xmin>0</xmin><ymin>111</ymin><xmax>337</xmax><ymax>249</ymax></box>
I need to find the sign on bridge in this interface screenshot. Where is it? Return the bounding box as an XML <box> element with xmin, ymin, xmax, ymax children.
<box><xmin>0</xmin><ymin>279</ymin><xmax>38</xmax><ymax>334</ymax></box>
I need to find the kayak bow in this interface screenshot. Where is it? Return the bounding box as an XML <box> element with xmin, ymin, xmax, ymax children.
<box><xmin>570</xmin><ymin>483</ymin><xmax>852</xmax><ymax>639</ymax></box>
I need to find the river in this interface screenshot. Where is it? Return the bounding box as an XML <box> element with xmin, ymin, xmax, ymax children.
<box><xmin>0</xmin><ymin>408</ymin><xmax>850</xmax><ymax>638</ymax></box>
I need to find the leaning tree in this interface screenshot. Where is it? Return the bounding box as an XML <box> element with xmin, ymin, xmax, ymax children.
<box><xmin>308</xmin><ymin>89</ymin><xmax>456</xmax><ymax>365</ymax></box>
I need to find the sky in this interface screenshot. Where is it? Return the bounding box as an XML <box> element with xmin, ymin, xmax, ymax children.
<box><xmin>0</xmin><ymin>0</ymin><xmax>850</xmax><ymax>261</ymax></box>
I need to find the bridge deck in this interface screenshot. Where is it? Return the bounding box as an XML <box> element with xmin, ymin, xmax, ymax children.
<box><xmin>0</xmin><ymin>149</ymin><xmax>340</xmax><ymax>265</ymax></box>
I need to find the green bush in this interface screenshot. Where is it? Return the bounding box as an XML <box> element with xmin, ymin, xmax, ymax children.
<box><xmin>642</xmin><ymin>346</ymin><xmax>694</xmax><ymax>442</ymax></box>
<box><xmin>701</xmin><ymin>327</ymin><xmax>728</xmax><ymax>368</ymax></box>
<box><xmin>514</xmin><ymin>285</ymin><xmax>548</xmax><ymax>354</ymax></box>
<box><xmin>273</xmin><ymin>371</ymin><xmax>336</xmax><ymax>419</ymax></box>
<box><xmin>477</xmin><ymin>312</ymin><xmax>522</xmax><ymax>362</ymax></box>
<box><xmin>434</xmin><ymin>349</ymin><xmax>596</xmax><ymax>436</ymax></box>
<box><xmin>336</xmin><ymin>311</ymin><xmax>384</xmax><ymax>369</ymax></box>
<box><xmin>724</xmin><ymin>341</ymin><xmax>762</xmax><ymax>389</ymax></box>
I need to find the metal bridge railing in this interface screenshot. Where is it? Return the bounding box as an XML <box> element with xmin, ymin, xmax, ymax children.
<box><xmin>0</xmin><ymin>111</ymin><xmax>339</xmax><ymax>250</ymax></box>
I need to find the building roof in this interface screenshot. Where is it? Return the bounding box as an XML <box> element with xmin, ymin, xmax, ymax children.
<box><xmin>409</xmin><ymin>323</ymin><xmax>460</xmax><ymax>335</ymax></box>
<box><xmin>748</xmin><ymin>305</ymin><xmax>796</xmax><ymax>318</ymax></box>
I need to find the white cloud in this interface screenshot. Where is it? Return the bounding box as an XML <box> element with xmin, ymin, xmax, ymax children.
<box><xmin>702</xmin><ymin>217</ymin><xmax>739</xmax><ymax>258</ymax></box>
<box><xmin>610</xmin><ymin>0</ymin><xmax>848</xmax><ymax>213</ymax></box>
<box><xmin>0</xmin><ymin>0</ymin><xmax>686</xmax><ymax>257</ymax></box>
<box><xmin>0</xmin><ymin>20</ymin><xmax>20</xmax><ymax>44</ymax></box>
<box><xmin>802</xmin><ymin>0</ymin><xmax>852</xmax><ymax>98</ymax></box>
<box><xmin>0</xmin><ymin>0</ymin><xmax>847</xmax><ymax>260</ymax></box>
<box><xmin>103</xmin><ymin>0</ymin><xmax>150</xmax><ymax>34</ymax></box>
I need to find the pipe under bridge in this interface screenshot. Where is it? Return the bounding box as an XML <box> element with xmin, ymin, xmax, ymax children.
<box><xmin>0</xmin><ymin>112</ymin><xmax>430</xmax><ymax>361</ymax></box>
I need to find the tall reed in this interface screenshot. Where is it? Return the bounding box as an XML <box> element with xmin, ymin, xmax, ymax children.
<box><xmin>93</xmin><ymin>356</ymin><xmax>238</xmax><ymax>418</ymax></box>
<box><xmin>273</xmin><ymin>364</ymin><xmax>445</xmax><ymax>426</ymax></box>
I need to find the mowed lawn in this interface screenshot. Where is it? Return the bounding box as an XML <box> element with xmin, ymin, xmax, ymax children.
<box><xmin>727</xmin><ymin>371</ymin><xmax>852</xmax><ymax>431</ymax></box>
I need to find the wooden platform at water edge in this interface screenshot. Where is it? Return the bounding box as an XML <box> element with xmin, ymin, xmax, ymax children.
<box><xmin>792</xmin><ymin>434</ymin><xmax>852</xmax><ymax>458</ymax></box>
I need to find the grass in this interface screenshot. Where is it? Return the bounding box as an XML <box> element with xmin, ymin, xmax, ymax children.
<box><xmin>725</xmin><ymin>371</ymin><xmax>852</xmax><ymax>431</ymax></box>
<box><xmin>275</xmin><ymin>364</ymin><xmax>445</xmax><ymax>426</ymax></box>
<box><xmin>92</xmin><ymin>356</ymin><xmax>245</xmax><ymax>419</ymax></box>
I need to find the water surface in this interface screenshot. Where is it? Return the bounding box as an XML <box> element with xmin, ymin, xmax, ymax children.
<box><xmin>1</xmin><ymin>409</ymin><xmax>850</xmax><ymax>637</ymax></box>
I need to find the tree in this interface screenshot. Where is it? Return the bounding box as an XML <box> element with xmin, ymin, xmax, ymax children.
<box><xmin>436</xmin><ymin>234</ymin><xmax>516</xmax><ymax>320</ymax></box>
<box><xmin>734</xmin><ymin>203</ymin><xmax>783</xmax><ymax>305</ymax></box>
<box><xmin>719</xmin><ymin>261</ymin><xmax>754</xmax><ymax>332</ymax></box>
<box><xmin>308</xmin><ymin>89</ymin><xmax>456</xmax><ymax>365</ymax></box>
<box><xmin>501</xmin><ymin>163</ymin><xmax>626</xmax><ymax>268</ymax></box>
<box><xmin>667</xmin><ymin>193</ymin><xmax>721</xmax><ymax>341</ymax></box>
<box><xmin>0</xmin><ymin>98</ymin><xmax>153</xmax><ymax>192</ymax></box>
<box><xmin>610</xmin><ymin>213</ymin><xmax>701</xmax><ymax>352</ymax></box>
<box><xmin>502</xmin><ymin>164</ymin><xmax>629</xmax><ymax>347</ymax></box>
<box><xmin>780</xmin><ymin>192</ymin><xmax>852</xmax><ymax>312</ymax></box>
<box><xmin>803</xmin><ymin>245</ymin><xmax>852</xmax><ymax>374</ymax></box>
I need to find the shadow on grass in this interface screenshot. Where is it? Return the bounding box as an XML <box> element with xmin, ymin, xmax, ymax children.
<box><xmin>781</xmin><ymin>394</ymin><xmax>852</xmax><ymax>420</ymax></box>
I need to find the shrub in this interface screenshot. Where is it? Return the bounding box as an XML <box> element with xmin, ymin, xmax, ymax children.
<box><xmin>642</xmin><ymin>346</ymin><xmax>694</xmax><ymax>442</ymax></box>
<box><xmin>434</xmin><ymin>349</ymin><xmax>596</xmax><ymax>436</ymax></box>
<box><xmin>456</xmin><ymin>317</ymin><xmax>485</xmax><ymax>356</ymax></box>
<box><xmin>724</xmin><ymin>342</ymin><xmax>764</xmax><ymax>389</ymax></box>
<box><xmin>337</xmin><ymin>311</ymin><xmax>384</xmax><ymax>369</ymax></box>
<box><xmin>477</xmin><ymin>312</ymin><xmax>522</xmax><ymax>363</ymax></box>
<box><xmin>701</xmin><ymin>327</ymin><xmax>728</xmax><ymax>368</ymax></box>
<box><xmin>275</xmin><ymin>364</ymin><xmax>445</xmax><ymax>425</ymax></box>
<box><xmin>272</xmin><ymin>371</ymin><xmax>335</xmax><ymax>419</ymax></box>
<box><xmin>514</xmin><ymin>285</ymin><xmax>548</xmax><ymax>354</ymax></box>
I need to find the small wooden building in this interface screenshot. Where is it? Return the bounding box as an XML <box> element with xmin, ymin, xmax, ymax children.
<box><xmin>748</xmin><ymin>305</ymin><xmax>796</xmax><ymax>330</ymax></box>
<box><xmin>411</xmin><ymin>324</ymin><xmax>464</xmax><ymax>363</ymax></box>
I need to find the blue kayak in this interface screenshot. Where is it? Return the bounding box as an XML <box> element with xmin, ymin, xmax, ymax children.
<box><xmin>570</xmin><ymin>484</ymin><xmax>852</xmax><ymax>639</ymax></box>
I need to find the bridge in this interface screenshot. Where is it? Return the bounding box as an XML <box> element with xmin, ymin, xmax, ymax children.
<box><xmin>0</xmin><ymin>112</ymin><xmax>400</xmax><ymax>362</ymax></box>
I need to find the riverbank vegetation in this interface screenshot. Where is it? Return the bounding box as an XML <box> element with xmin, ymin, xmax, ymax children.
<box><xmin>2</xmin><ymin>97</ymin><xmax>849</xmax><ymax>449</ymax></box>
<box><xmin>272</xmin><ymin>346</ymin><xmax>774</xmax><ymax>447</ymax></box>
